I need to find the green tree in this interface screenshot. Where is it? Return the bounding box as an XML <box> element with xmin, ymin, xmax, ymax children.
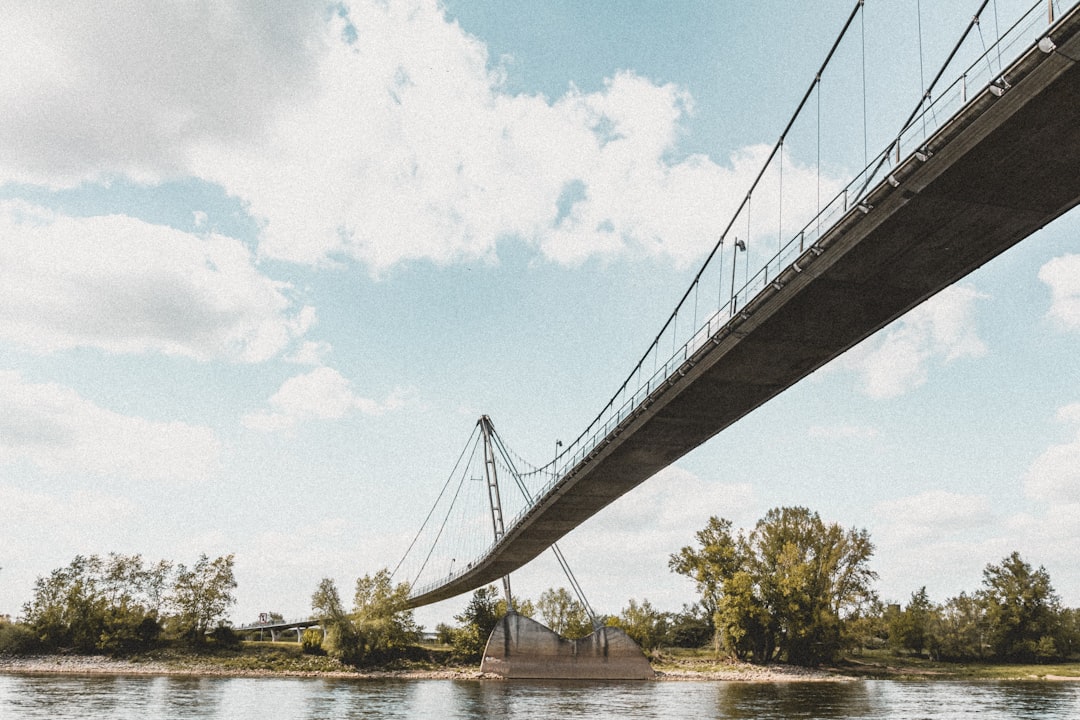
<box><xmin>0</xmin><ymin>618</ymin><xmax>40</xmax><ymax>655</ymax></box>
<box><xmin>311</xmin><ymin>577</ymin><xmax>363</xmax><ymax>664</ymax></box>
<box><xmin>23</xmin><ymin>555</ymin><xmax>102</xmax><ymax>652</ymax></box>
<box><xmin>666</xmin><ymin>603</ymin><xmax>714</xmax><ymax>648</ymax></box>
<box><xmin>536</xmin><ymin>587</ymin><xmax>593</xmax><ymax>639</ymax></box>
<box><xmin>888</xmin><ymin>587</ymin><xmax>937</xmax><ymax>656</ymax></box>
<box><xmin>301</xmin><ymin>627</ymin><xmax>325</xmax><ymax>655</ymax></box>
<box><xmin>932</xmin><ymin>591</ymin><xmax>987</xmax><ymax>660</ymax></box>
<box><xmin>310</xmin><ymin>570</ymin><xmax>419</xmax><ymax>665</ymax></box>
<box><xmin>669</xmin><ymin>517</ymin><xmax>740</xmax><ymax>622</ymax></box>
<box><xmin>98</xmin><ymin>554</ymin><xmax>171</xmax><ymax>652</ymax></box>
<box><xmin>608</xmin><ymin>598</ymin><xmax>668</xmax><ymax>651</ymax></box>
<box><xmin>980</xmin><ymin>551</ymin><xmax>1060</xmax><ymax>661</ymax></box>
<box><xmin>842</xmin><ymin>598</ymin><xmax>887</xmax><ymax>655</ymax></box>
<box><xmin>352</xmin><ymin>569</ymin><xmax>420</xmax><ymax>661</ymax></box>
<box><xmin>450</xmin><ymin>586</ymin><xmax>502</xmax><ymax>659</ymax></box>
<box><xmin>671</xmin><ymin>507</ymin><xmax>877</xmax><ymax>666</ymax></box>
<box><xmin>1055</xmin><ymin>607</ymin><xmax>1080</xmax><ymax>659</ymax></box>
<box><xmin>668</xmin><ymin>516</ymin><xmax>744</xmax><ymax>654</ymax></box>
<box><xmin>22</xmin><ymin>554</ymin><xmax>170</xmax><ymax>653</ymax></box>
<box><xmin>169</xmin><ymin>554</ymin><xmax>237</xmax><ymax>643</ymax></box>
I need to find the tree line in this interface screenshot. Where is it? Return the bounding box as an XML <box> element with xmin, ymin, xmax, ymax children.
<box><xmin>433</xmin><ymin>585</ymin><xmax>713</xmax><ymax>661</ymax></box>
<box><xmin>0</xmin><ymin>553</ymin><xmax>237</xmax><ymax>655</ymax></box>
<box><xmin>879</xmin><ymin>552</ymin><xmax>1079</xmax><ymax>662</ymax></box>
<box><xmin>425</xmin><ymin>505</ymin><xmax>1079</xmax><ymax>668</ymax></box>
<box><xmin>670</xmin><ymin>507</ymin><xmax>1079</xmax><ymax>665</ymax></box>
<box><xmin>305</xmin><ymin>569</ymin><xmax>422</xmax><ymax>665</ymax></box>
<box><xmin>4</xmin><ymin>506</ymin><xmax>1076</xmax><ymax>669</ymax></box>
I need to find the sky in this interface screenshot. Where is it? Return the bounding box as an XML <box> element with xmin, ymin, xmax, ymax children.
<box><xmin>1</xmin><ymin>0</ymin><xmax>1078</xmax><ymax>632</ymax></box>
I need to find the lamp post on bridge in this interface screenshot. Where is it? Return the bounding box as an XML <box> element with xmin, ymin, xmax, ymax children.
<box><xmin>730</xmin><ymin>236</ymin><xmax>746</xmax><ymax>311</ymax></box>
<box><xmin>553</xmin><ymin>439</ymin><xmax>562</xmax><ymax>483</ymax></box>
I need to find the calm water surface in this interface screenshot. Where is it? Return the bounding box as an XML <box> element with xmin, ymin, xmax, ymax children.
<box><xmin>1</xmin><ymin>674</ymin><xmax>1079</xmax><ymax>719</ymax></box>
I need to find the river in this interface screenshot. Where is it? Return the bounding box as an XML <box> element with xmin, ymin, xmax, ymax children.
<box><xmin>2</xmin><ymin>674</ymin><xmax>1080</xmax><ymax>719</ymax></box>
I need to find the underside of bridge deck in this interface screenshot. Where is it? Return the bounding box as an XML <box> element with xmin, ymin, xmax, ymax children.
<box><xmin>408</xmin><ymin>7</ymin><xmax>1080</xmax><ymax>608</ymax></box>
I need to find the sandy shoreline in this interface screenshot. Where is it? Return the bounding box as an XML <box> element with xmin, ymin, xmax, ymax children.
<box><xmin>0</xmin><ymin>655</ymin><xmax>841</xmax><ymax>682</ymax></box>
<box><xmin>8</xmin><ymin>655</ymin><xmax>1077</xmax><ymax>682</ymax></box>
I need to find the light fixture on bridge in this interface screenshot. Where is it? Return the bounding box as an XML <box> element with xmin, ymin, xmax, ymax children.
<box><xmin>888</xmin><ymin>174</ymin><xmax>900</xmax><ymax>188</ymax></box>
<box><xmin>856</xmin><ymin>202</ymin><xmax>872</xmax><ymax>214</ymax></box>
<box><xmin>989</xmin><ymin>77</ymin><xmax>1011</xmax><ymax>97</ymax></box>
<box><xmin>734</xmin><ymin>239</ymin><xmax>746</xmax><ymax>251</ymax></box>
<box><xmin>1039</xmin><ymin>36</ymin><xmax>1057</xmax><ymax>53</ymax></box>
<box><xmin>914</xmin><ymin>149</ymin><xmax>933</xmax><ymax>162</ymax></box>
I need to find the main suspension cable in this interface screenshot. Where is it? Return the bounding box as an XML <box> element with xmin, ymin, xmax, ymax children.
<box><xmin>551</xmin><ymin>0</ymin><xmax>868</xmax><ymax>471</ymax></box>
<box><xmin>857</xmin><ymin>0</ymin><xmax>993</xmax><ymax>200</ymax></box>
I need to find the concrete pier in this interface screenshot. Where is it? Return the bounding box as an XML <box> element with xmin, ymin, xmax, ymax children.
<box><xmin>480</xmin><ymin>613</ymin><xmax>654</xmax><ymax>679</ymax></box>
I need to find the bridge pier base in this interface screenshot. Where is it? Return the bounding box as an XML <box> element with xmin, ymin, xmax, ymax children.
<box><xmin>480</xmin><ymin>612</ymin><xmax>654</xmax><ymax>680</ymax></box>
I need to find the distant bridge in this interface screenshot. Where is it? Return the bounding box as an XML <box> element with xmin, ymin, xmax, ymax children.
<box><xmin>404</xmin><ymin>1</ymin><xmax>1080</xmax><ymax>608</ymax></box>
<box><xmin>234</xmin><ymin>616</ymin><xmax>321</xmax><ymax>642</ymax></box>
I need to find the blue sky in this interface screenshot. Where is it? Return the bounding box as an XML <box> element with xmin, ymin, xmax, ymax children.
<box><xmin>1</xmin><ymin>0</ymin><xmax>1078</xmax><ymax>630</ymax></box>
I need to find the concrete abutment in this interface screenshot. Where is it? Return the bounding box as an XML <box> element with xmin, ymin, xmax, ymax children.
<box><xmin>480</xmin><ymin>612</ymin><xmax>654</xmax><ymax>679</ymax></box>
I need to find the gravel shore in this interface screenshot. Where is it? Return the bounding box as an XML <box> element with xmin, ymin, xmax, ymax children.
<box><xmin>0</xmin><ymin>654</ymin><xmax>842</xmax><ymax>682</ymax></box>
<box><xmin>0</xmin><ymin>655</ymin><xmax>489</xmax><ymax>680</ymax></box>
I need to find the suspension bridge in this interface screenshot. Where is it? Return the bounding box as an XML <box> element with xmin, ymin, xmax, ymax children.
<box><xmin>396</xmin><ymin>1</ymin><xmax>1080</xmax><ymax>611</ymax></box>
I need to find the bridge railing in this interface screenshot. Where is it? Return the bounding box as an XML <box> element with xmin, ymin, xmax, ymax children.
<box><xmin>234</xmin><ymin>616</ymin><xmax>318</xmax><ymax>631</ymax></box>
<box><xmin>538</xmin><ymin>0</ymin><xmax>1060</xmax><ymax>500</ymax></box>
<box><xmin>408</xmin><ymin>0</ymin><xmax>1069</xmax><ymax>602</ymax></box>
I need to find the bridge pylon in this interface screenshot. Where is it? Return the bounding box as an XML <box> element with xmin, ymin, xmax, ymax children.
<box><xmin>478</xmin><ymin>415</ymin><xmax>514</xmax><ymax>609</ymax></box>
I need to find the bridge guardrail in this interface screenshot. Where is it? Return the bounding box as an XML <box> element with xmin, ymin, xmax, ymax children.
<box><xmin>408</xmin><ymin>0</ymin><xmax>1073</xmax><ymax>602</ymax></box>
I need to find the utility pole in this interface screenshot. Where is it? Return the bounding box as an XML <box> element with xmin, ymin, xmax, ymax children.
<box><xmin>478</xmin><ymin>416</ymin><xmax>513</xmax><ymax>609</ymax></box>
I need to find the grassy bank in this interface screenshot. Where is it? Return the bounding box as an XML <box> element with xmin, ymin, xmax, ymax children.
<box><xmin>649</xmin><ymin>648</ymin><xmax>1080</xmax><ymax>681</ymax></box>
<box><xmin>5</xmin><ymin>642</ymin><xmax>1079</xmax><ymax>681</ymax></box>
<box><xmin>1</xmin><ymin>641</ymin><xmax>482</xmax><ymax>679</ymax></box>
<box><xmin>135</xmin><ymin>640</ymin><xmax>472</xmax><ymax>676</ymax></box>
<box><xmin>834</xmin><ymin>651</ymin><xmax>1080</xmax><ymax>681</ymax></box>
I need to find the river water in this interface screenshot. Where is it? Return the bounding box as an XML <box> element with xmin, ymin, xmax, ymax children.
<box><xmin>2</xmin><ymin>674</ymin><xmax>1079</xmax><ymax>719</ymax></box>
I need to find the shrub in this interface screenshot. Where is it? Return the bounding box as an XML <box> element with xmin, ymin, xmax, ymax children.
<box><xmin>301</xmin><ymin>628</ymin><xmax>325</xmax><ymax>655</ymax></box>
<box><xmin>0</xmin><ymin>621</ymin><xmax>41</xmax><ymax>656</ymax></box>
<box><xmin>209</xmin><ymin>625</ymin><xmax>241</xmax><ymax>648</ymax></box>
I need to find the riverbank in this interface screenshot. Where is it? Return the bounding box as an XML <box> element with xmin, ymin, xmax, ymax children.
<box><xmin>0</xmin><ymin>653</ymin><xmax>490</xmax><ymax>680</ymax></box>
<box><xmin>3</xmin><ymin>651</ymin><xmax>1078</xmax><ymax>682</ymax></box>
<box><xmin>0</xmin><ymin>652</ymin><xmax>839</xmax><ymax>682</ymax></box>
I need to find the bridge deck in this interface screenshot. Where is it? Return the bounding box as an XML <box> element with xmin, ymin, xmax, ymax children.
<box><xmin>408</xmin><ymin>7</ymin><xmax>1080</xmax><ymax>608</ymax></box>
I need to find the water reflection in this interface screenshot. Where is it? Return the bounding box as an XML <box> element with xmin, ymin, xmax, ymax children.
<box><xmin>1</xmin><ymin>673</ymin><xmax>1079</xmax><ymax>719</ymax></box>
<box><xmin>716</xmin><ymin>682</ymin><xmax>876</xmax><ymax>719</ymax></box>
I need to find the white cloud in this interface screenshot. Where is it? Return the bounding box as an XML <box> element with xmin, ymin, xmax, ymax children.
<box><xmin>191</xmin><ymin>12</ymin><xmax>739</xmax><ymax>273</ymax></box>
<box><xmin>1</xmin><ymin>1</ymin><xmax>845</xmax><ymax>275</ymax></box>
<box><xmin>549</xmin><ymin>466</ymin><xmax>758</xmax><ymax>612</ymax></box>
<box><xmin>870</xmin><ymin>485</ymin><xmax>1080</xmax><ymax>605</ymax></box>
<box><xmin>0</xmin><ymin>484</ymin><xmax>142</xmax><ymax>610</ymax></box>
<box><xmin>1058</xmin><ymin>403</ymin><xmax>1080</xmax><ymax>424</ymax></box>
<box><xmin>286</xmin><ymin>340</ymin><xmax>333</xmax><ymax>366</ymax></box>
<box><xmin>242</xmin><ymin>366</ymin><xmax>409</xmax><ymax>432</ymax></box>
<box><xmin>0</xmin><ymin>370</ymin><xmax>221</xmax><ymax>482</ymax></box>
<box><xmin>1039</xmin><ymin>254</ymin><xmax>1080</xmax><ymax>330</ymax></box>
<box><xmin>839</xmin><ymin>284</ymin><xmax>988</xmax><ymax>399</ymax></box>
<box><xmin>873</xmin><ymin>490</ymin><xmax>994</xmax><ymax>543</ymax></box>
<box><xmin>0</xmin><ymin>200</ymin><xmax>313</xmax><ymax>361</ymax></box>
<box><xmin>0</xmin><ymin>0</ymin><xmax>325</xmax><ymax>186</ymax></box>
<box><xmin>198</xmin><ymin>22</ymin><xmax>842</xmax><ymax>275</ymax></box>
<box><xmin>1024</xmin><ymin>402</ymin><xmax>1080</xmax><ymax>504</ymax></box>
<box><xmin>870</xmin><ymin>489</ymin><xmax>1000</xmax><ymax>602</ymax></box>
